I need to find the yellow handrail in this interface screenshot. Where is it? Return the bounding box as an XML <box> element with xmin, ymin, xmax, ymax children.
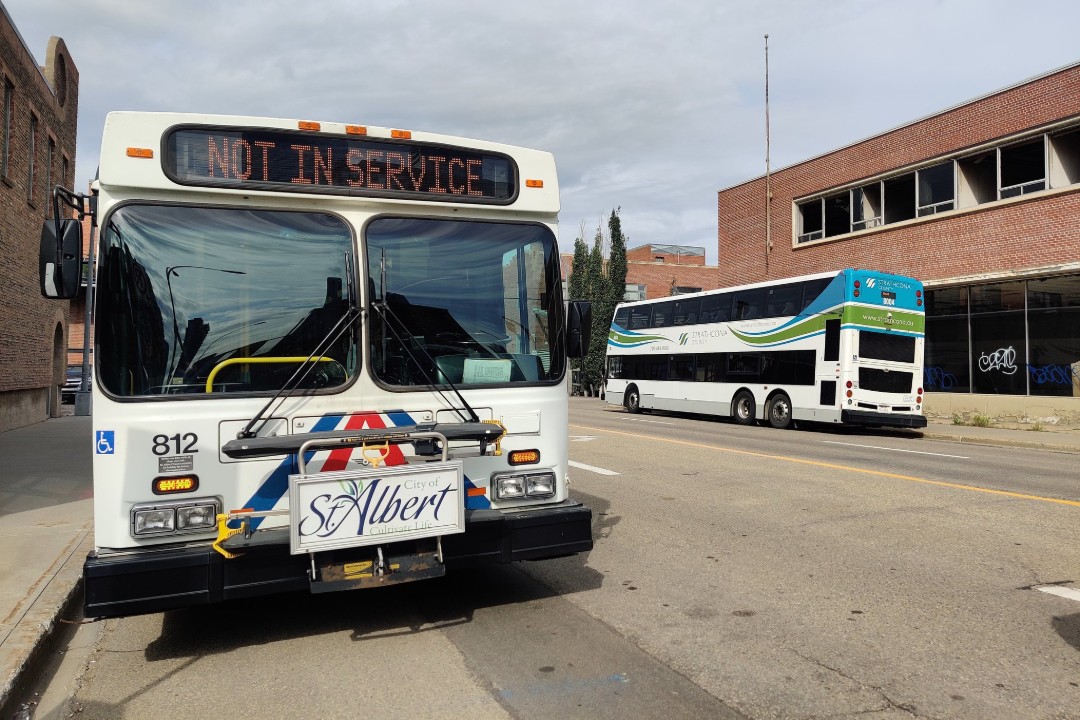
<box><xmin>204</xmin><ymin>356</ymin><xmax>338</xmax><ymax>393</ymax></box>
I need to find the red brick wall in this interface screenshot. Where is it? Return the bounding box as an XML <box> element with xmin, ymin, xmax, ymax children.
<box><xmin>0</xmin><ymin>18</ymin><xmax>79</xmax><ymax>399</ymax></box>
<box><xmin>627</xmin><ymin>245</ymin><xmax>707</xmax><ymax>266</ymax></box>
<box><xmin>626</xmin><ymin>262</ymin><xmax>721</xmax><ymax>300</ymax></box>
<box><xmin>718</xmin><ymin>64</ymin><xmax>1080</xmax><ymax>287</ymax></box>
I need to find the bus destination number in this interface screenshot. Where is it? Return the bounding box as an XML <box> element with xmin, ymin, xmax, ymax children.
<box><xmin>166</xmin><ymin>128</ymin><xmax>516</xmax><ymax>203</ymax></box>
<box><xmin>152</xmin><ymin>433</ymin><xmax>199</xmax><ymax>456</ymax></box>
<box><xmin>881</xmin><ymin>290</ymin><xmax>897</xmax><ymax>306</ymax></box>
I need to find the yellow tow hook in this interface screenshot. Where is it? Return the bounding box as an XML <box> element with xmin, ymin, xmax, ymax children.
<box><xmin>212</xmin><ymin>513</ymin><xmax>245</xmax><ymax>559</ymax></box>
<box><xmin>482</xmin><ymin>419</ymin><xmax>506</xmax><ymax>456</ymax></box>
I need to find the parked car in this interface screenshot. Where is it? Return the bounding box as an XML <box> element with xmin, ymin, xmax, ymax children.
<box><xmin>62</xmin><ymin>365</ymin><xmax>89</xmax><ymax>403</ymax></box>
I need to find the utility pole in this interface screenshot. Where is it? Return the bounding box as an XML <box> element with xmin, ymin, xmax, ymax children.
<box><xmin>764</xmin><ymin>33</ymin><xmax>772</xmax><ymax>277</ymax></box>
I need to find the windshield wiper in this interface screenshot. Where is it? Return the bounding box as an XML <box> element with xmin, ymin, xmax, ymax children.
<box><xmin>372</xmin><ymin>300</ymin><xmax>480</xmax><ymax>424</ymax></box>
<box><xmin>236</xmin><ymin>306</ymin><xmax>359</xmax><ymax>439</ymax></box>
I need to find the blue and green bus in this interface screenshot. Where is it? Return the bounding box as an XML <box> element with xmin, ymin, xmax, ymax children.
<box><xmin>605</xmin><ymin>269</ymin><xmax>927</xmax><ymax>429</ymax></box>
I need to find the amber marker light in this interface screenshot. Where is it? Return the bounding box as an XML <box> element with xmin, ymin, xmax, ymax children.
<box><xmin>346</xmin><ymin>125</ymin><xmax>368</xmax><ymax>136</ymax></box>
<box><xmin>126</xmin><ymin>147</ymin><xmax>153</xmax><ymax>158</ymax></box>
<box><xmin>508</xmin><ymin>449</ymin><xmax>541</xmax><ymax>466</ymax></box>
<box><xmin>152</xmin><ymin>475</ymin><xmax>199</xmax><ymax>495</ymax></box>
<box><xmin>391</xmin><ymin>129</ymin><xmax>412</xmax><ymax>139</ymax></box>
<box><xmin>525</xmin><ymin>179</ymin><xmax>544</xmax><ymax>188</ymax></box>
<box><xmin>297</xmin><ymin>121</ymin><xmax>321</xmax><ymax>131</ymax></box>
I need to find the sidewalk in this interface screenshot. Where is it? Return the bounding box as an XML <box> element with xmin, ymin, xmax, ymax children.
<box><xmin>0</xmin><ymin>413</ymin><xmax>1079</xmax><ymax>715</ymax></box>
<box><xmin>0</xmin><ymin>416</ymin><xmax>93</xmax><ymax>718</ymax></box>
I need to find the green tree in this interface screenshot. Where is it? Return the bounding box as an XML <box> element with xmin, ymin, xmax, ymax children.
<box><xmin>581</xmin><ymin>224</ymin><xmax>608</xmax><ymax>395</ymax></box>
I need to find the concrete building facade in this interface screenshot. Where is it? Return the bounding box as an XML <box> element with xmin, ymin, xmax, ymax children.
<box><xmin>0</xmin><ymin>3</ymin><xmax>79</xmax><ymax>431</ymax></box>
<box><xmin>717</xmin><ymin>63</ymin><xmax>1080</xmax><ymax>421</ymax></box>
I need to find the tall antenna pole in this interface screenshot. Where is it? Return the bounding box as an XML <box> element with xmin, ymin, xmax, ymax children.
<box><xmin>764</xmin><ymin>33</ymin><xmax>772</xmax><ymax>276</ymax></box>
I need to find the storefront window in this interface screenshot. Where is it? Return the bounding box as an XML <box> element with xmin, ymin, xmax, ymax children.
<box><xmin>970</xmin><ymin>282</ymin><xmax>1026</xmax><ymax>395</ymax></box>
<box><xmin>924</xmin><ymin>287</ymin><xmax>969</xmax><ymax>392</ymax></box>
<box><xmin>1027</xmin><ymin>275</ymin><xmax>1080</xmax><ymax>397</ymax></box>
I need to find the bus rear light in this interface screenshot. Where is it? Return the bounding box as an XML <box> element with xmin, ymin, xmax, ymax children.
<box><xmin>126</xmin><ymin>147</ymin><xmax>153</xmax><ymax>159</ymax></box>
<box><xmin>297</xmin><ymin>121</ymin><xmax>321</xmax><ymax>131</ymax></box>
<box><xmin>846</xmin><ymin>390</ymin><xmax>853</xmax><ymax>398</ymax></box>
<box><xmin>345</xmin><ymin>125</ymin><xmax>368</xmax><ymax>136</ymax></box>
<box><xmin>846</xmin><ymin>381</ymin><xmax>853</xmax><ymax>388</ymax></box>
<box><xmin>153</xmin><ymin>475</ymin><xmax>199</xmax><ymax>495</ymax></box>
<box><xmin>525</xmin><ymin>179</ymin><xmax>544</xmax><ymax>188</ymax></box>
<box><xmin>391</xmin><ymin>129</ymin><xmax>412</xmax><ymax>139</ymax></box>
<box><xmin>853</xmin><ymin>289</ymin><xmax>860</xmax><ymax>297</ymax></box>
<box><xmin>854</xmin><ymin>280</ymin><xmax>861</xmax><ymax>288</ymax></box>
<box><xmin>917</xmin><ymin>387</ymin><xmax>923</xmax><ymax>395</ymax></box>
<box><xmin>916</xmin><ymin>290</ymin><xmax>922</xmax><ymax>298</ymax></box>
<box><xmin>509</xmin><ymin>449</ymin><xmax>540</xmax><ymax>465</ymax></box>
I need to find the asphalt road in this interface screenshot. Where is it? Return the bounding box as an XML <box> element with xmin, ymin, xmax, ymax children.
<box><xmin>33</xmin><ymin>399</ymin><xmax>1080</xmax><ymax>719</ymax></box>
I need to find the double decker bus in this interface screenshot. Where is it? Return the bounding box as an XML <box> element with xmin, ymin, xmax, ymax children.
<box><xmin>605</xmin><ymin>269</ymin><xmax>926</xmax><ymax>429</ymax></box>
<box><xmin>40</xmin><ymin>112</ymin><xmax>592</xmax><ymax>618</ymax></box>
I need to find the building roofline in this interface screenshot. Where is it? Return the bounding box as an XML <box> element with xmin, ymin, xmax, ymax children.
<box><xmin>0</xmin><ymin>1</ymin><xmax>55</xmax><ymax>88</ymax></box>
<box><xmin>717</xmin><ymin>60</ymin><xmax>1080</xmax><ymax>194</ymax></box>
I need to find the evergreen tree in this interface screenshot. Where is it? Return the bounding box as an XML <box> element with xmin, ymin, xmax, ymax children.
<box><xmin>581</xmin><ymin>224</ymin><xmax>609</xmax><ymax>395</ymax></box>
<box><xmin>567</xmin><ymin>232</ymin><xmax>588</xmax><ymax>301</ymax></box>
<box><xmin>606</xmin><ymin>207</ymin><xmax>628</xmax><ymax>309</ymax></box>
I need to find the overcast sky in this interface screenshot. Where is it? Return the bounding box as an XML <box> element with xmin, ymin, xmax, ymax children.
<box><xmin>6</xmin><ymin>0</ymin><xmax>1079</xmax><ymax>263</ymax></box>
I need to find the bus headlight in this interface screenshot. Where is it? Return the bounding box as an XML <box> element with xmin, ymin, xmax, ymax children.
<box><xmin>131</xmin><ymin>498</ymin><xmax>220</xmax><ymax>537</ymax></box>
<box><xmin>492</xmin><ymin>471</ymin><xmax>557</xmax><ymax>500</ymax></box>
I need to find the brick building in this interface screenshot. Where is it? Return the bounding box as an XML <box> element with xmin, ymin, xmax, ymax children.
<box><xmin>0</xmin><ymin>3</ymin><xmax>79</xmax><ymax>431</ymax></box>
<box><xmin>718</xmin><ymin>62</ymin><xmax>1080</xmax><ymax>420</ymax></box>
<box><xmin>561</xmin><ymin>243</ymin><xmax>721</xmax><ymax>302</ymax></box>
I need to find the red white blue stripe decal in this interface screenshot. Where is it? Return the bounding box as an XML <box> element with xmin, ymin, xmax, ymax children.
<box><xmin>240</xmin><ymin>410</ymin><xmax>490</xmax><ymax>530</ymax></box>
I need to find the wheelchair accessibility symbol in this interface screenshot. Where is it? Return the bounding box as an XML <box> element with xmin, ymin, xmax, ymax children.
<box><xmin>96</xmin><ymin>430</ymin><xmax>115</xmax><ymax>455</ymax></box>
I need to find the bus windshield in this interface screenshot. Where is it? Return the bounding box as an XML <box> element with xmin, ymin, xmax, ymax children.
<box><xmin>96</xmin><ymin>204</ymin><xmax>356</xmax><ymax>398</ymax></box>
<box><xmin>367</xmin><ymin>217</ymin><xmax>565</xmax><ymax>387</ymax></box>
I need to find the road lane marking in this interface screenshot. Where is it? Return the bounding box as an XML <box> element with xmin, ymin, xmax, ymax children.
<box><xmin>569</xmin><ymin>460</ymin><xmax>620</xmax><ymax>476</ymax></box>
<box><xmin>1035</xmin><ymin>586</ymin><xmax>1080</xmax><ymax>602</ymax></box>
<box><xmin>822</xmin><ymin>441</ymin><xmax>969</xmax><ymax>459</ymax></box>
<box><xmin>623</xmin><ymin>418</ymin><xmax>675</xmax><ymax>425</ymax></box>
<box><xmin>571</xmin><ymin>435</ymin><xmax>597</xmax><ymax>442</ymax></box>
<box><xmin>569</xmin><ymin>423</ymin><xmax>1080</xmax><ymax>508</ymax></box>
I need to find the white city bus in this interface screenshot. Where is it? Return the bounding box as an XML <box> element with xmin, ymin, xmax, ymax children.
<box><xmin>605</xmin><ymin>269</ymin><xmax>927</xmax><ymax>429</ymax></box>
<box><xmin>40</xmin><ymin>112</ymin><xmax>592</xmax><ymax>618</ymax></box>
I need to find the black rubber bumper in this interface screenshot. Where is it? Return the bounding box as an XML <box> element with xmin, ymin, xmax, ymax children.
<box><xmin>841</xmin><ymin>409</ymin><xmax>928</xmax><ymax>429</ymax></box>
<box><xmin>83</xmin><ymin>501</ymin><xmax>593</xmax><ymax>618</ymax></box>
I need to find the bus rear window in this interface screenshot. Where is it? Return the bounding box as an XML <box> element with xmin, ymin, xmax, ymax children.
<box><xmin>860</xmin><ymin>331</ymin><xmax>916</xmax><ymax>363</ymax></box>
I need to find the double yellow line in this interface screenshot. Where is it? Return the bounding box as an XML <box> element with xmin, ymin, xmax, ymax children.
<box><xmin>570</xmin><ymin>423</ymin><xmax>1080</xmax><ymax>508</ymax></box>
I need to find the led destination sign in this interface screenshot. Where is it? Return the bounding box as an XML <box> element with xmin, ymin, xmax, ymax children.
<box><xmin>165</xmin><ymin>127</ymin><xmax>516</xmax><ymax>203</ymax></box>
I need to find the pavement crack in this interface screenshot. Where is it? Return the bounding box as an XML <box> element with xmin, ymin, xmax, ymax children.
<box><xmin>786</xmin><ymin>647</ymin><xmax>937</xmax><ymax>719</ymax></box>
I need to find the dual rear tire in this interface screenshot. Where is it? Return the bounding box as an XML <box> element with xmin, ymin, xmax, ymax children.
<box><xmin>732</xmin><ymin>390</ymin><xmax>793</xmax><ymax>430</ymax></box>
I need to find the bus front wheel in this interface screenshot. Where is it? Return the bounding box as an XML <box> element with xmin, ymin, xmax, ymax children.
<box><xmin>732</xmin><ymin>390</ymin><xmax>755</xmax><ymax>425</ymax></box>
<box><xmin>625</xmin><ymin>386</ymin><xmax>642</xmax><ymax>414</ymax></box>
<box><xmin>766</xmin><ymin>392</ymin><xmax>793</xmax><ymax>429</ymax></box>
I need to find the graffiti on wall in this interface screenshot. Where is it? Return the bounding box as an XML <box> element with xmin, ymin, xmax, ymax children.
<box><xmin>977</xmin><ymin>347</ymin><xmax>1017</xmax><ymax>375</ymax></box>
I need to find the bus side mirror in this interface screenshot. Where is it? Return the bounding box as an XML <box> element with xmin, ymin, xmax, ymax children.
<box><xmin>40</xmin><ymin>218</ymin><xmax>82</xmax><ymax>299</ymax></box>
<box><xmin>567</xmin><ymin>300</ymin><xmax>591</xmax><ymax>358</ymax></box>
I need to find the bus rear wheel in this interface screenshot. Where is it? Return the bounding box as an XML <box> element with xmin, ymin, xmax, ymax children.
<box><xmin>732</xmin><ymin>390</ymin><xmax>755</xmax><ymax>425</ymax></box>
<box><xmin>766</xmin><ymin>392</ymin><xmax>793</xmax><ymax>429</ymax></box>
<box><xmin>625</xmin><ymin>385</ymin><xmax>642</xmax><ymax>414</ymax></box>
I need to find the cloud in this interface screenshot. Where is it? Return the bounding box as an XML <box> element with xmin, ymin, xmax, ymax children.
<box><xmin>7</xmin><ymin>0</ymin><xmax>1080</xmax><ymax>263</ymax></box>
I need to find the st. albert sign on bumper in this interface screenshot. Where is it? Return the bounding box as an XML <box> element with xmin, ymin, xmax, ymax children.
<box><xmin>288</xmin><ymin>461</ymin><xmax>465</xmax><ymax>554</ymax></box>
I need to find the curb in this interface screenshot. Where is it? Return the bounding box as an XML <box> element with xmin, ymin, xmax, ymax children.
<box><xmin>922</xmin><ymin>430</ymin><xmax>1080</xmax><ymax>454</ymax></box>
<box><xmin>0</xmin><ymin>531</ymin><xmax>91</xmax><ymax>719</ymax></box>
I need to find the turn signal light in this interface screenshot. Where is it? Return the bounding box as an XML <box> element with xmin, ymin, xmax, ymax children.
<box><xmin>153</xmin><ymin>475</ymin><xmax>199</xmax><ymax>495</ymax></box>
<box><xmin>525</xmin><ymin>179</ymin><xmax>544</xmax><ymax>188</ymax></box>
<box><xmin>508</xmin><ymin>449</ymin><xmax>541</xmax><ymax>466</ymax></box>
<box><xmin>126</xmin><ymin>147</ymin><xmax>153</xmax><ymax>158</ymax></box>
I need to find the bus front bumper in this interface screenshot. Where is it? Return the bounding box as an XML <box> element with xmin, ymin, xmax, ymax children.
<box><xmin>83</xmin><ymin>502</ymin><xmax>593</xmax><ymax>618</ymax></box>
<box><xmin>841</xmin><ymin>409</ymin><xmax>928</xmax><ymax>429</ymax></box>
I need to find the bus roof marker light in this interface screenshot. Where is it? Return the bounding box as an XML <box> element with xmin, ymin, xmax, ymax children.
<box><xmin>391</xmin><ymin>129</ymin><xmax>412</xmax><ymax>139</ymax></box>
<box><xmin>525</xmin><ymin>179</ymin><xmax>544</xmax><ymax>189</ymax></box>
<box><xmin>297</xmin><ymin>121</ymin><xmax>321</xmax><ymax>131</ymax></box>
<box><xmin>345</xmin><ymin>125</ymin><xmax>367</xmax><ymax>136</ymax></box>
<box><xmin>126</xmin><ymin>147</ymin><xmax>153</xmax><ymax>159</ymax></box>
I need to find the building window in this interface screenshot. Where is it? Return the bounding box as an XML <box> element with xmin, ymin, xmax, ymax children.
<box><xmin>672</xmin><ymin>286</ymin><xmax>701</xmax><ymax>295</ymax></box>
<box><xmin>797</xmin><ymin>199</ymin><xmax>824</xmax><ymax>243</ymax></box>
<box><xmin>999</xmin><ymin>137</ymin><xmax>1046</xmax><ymax>198</ymax></box>
<box><xmin>46</xmin><ymin>137</ymin><xmax>55</xmax><ymax>217</ymax></box>
<box><xmin>61</xmin><ymin>155</ymin><xmax>68</xmax><ymax>188</ymax></box>
<box><xmin>1</xmin><ymin>79</ymin><xmax>11</xmax><ymax>178</ymax></box>
<box><xmin>27</xmin><ymin>114</ymin><xmax>37</xmax><ymax>203</ymax></box>
<box><xmin>624</xmin><ymin>283</ymin><xmax>646</xmax><ymax>302</ymax></box>
<box><xmin>917</xmin><ymin>162</ymin><xmax>955</xmax><ymax>216</ymax></box>
<box><xmin>851</xmin><ymin>182</ymin><xmax>882</xmax><ymax>230</ymax></box>
<box><xmin>924</xmin><ymin>287</ymin><xmax>970</xmax><ymax>393</ymax></box>
<box><xmin>1027</xmin><ymin>275</ymin><xmax>1080</xmax><ymax>397</ymax></box>
<box><xmin>883</xmin><ymin>173</ymin><xmax>916</xmax><ymax>224</ymax></box>
<box><xmin>970</xmin><ymin>281</ymin><xmax>1027</xmax><ymax>395</ymax></box>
